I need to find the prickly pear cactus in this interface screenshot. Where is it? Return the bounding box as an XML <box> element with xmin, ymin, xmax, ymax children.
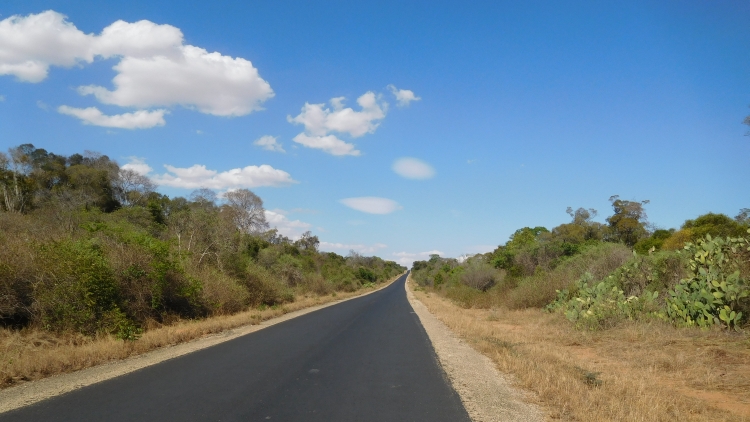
<box><xmin>665</xmin><ymin>231</ymin><xmax>750</xmax><ymax>329</ymax></box>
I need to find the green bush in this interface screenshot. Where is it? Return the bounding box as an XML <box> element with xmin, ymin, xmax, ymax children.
<box><xmin>548</xmin><ymin>272</ymin><xmax>659</xmax><ymax>330</ymax></box>
<box><xmin>459</xmin><ymin>261</ymin><xmax>501</xmax><ymax>291</ymax></box>
<box><xmin>506</xmin><ymin>242</ymin><xmax>632</xmax><ymax>309</ymax></box>
<box><xmin>33</xmin><ymin>239</ymin><xmax>129</xmax><ymax>335</ymax></box>
<box><xmin>664</xmin><ymin>233</ymin><xmax>750</xmax><ymax>329</ymax></box>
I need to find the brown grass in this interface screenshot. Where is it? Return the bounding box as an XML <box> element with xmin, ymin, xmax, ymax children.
<box><xmin>411</xmin><ymin>282</ymin><xmax>750</xmax><ymax>422</ymax></box>
<box><xmin>0</xmin><ymin>273</ymin><xmax>403</xmax><ymax>389</ymax></box>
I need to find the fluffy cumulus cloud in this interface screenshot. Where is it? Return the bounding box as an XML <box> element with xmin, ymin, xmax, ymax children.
<box><xmin>152</xmin><ymin>163</ymin><xmax>296</xmax><ymax>190</ymax></box>
<box><xmin>77</xmin><ymin>45</ymin><xmax>272</xmax><ymax>116</ymax></box>
<box><xmin>392</xmin><ymin>250</ymin><xmax>444</xmax><ymax>267</ymax></box>
<box><xmin>0</xmin><ymin>11</ymin><xmax>93</xmax><ymax>82</ymax></box>
<box><xmin>121</xmin><ymin>157</ymin><xmax>154</xmax><ymax>175</ymax></box>
<box><xmin>253</xmin><ymin>135</ymin><xmax>285</xmax><ymax>153</ymax></box>
<box><xmin>392</xmin><ymin>157</ymin><xmax>435</xmax><ymax>180</ymax></box>
<box><xmin>287</xmin><ymin>92</ymin><xmax>387</xmax><ymax>156</ymax></box>
<box><xmin>58</xmin><ymin>106</ymin><xmax>167</xmax><ymax>129</ymax></box>
<box><xmin>388</xmin><ymin>85</ymin><xmax>420</xmax><ymax>107</ymax></box>
<box><xmin>339</xmin><ymin>197</ymin><xmax>402</xmax><ymax>214</ymax></box>
<box><xmin>319</xmin><ymin>242</ymin><xmax>388</xmax><ymax>254</ymax></box>
<box><xmin>0</xmin><ymin>11</ymin><xmax>273</xmax><ymax>126</ymax></box>
<box><xmin>264</xmin><ymin>209</ymin><xmax>312</xmax><ymax>239</ymax></box>
<box><xmin>292</xmin><ymin>133</ymin><xmax>360</xmax><ymax>156</ymax></box>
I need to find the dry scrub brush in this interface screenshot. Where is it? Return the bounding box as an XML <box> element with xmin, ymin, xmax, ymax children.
<box><xmin>413</xmin><ymin>288</ymin><xmax>750</xmax><ymax>421</ymax></box>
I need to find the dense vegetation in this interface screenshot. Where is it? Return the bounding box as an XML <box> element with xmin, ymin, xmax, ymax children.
<box><xmin>0</xmin><ymin>144</ymin><xmax>404</xmax><ymax>338</ymax></box>
<box><xmin>412</xmin><ymin>196</ymin><xmax>750</xmax><ymax>330</ymax></box>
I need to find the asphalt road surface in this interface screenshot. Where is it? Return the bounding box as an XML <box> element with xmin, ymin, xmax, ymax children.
<box><xmin>1</xmin><ymin>273</ymin><xmax>471</xmax><ymax>421</ymax></box>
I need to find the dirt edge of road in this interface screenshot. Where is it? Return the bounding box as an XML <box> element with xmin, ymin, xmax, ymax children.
<box><xmin>0</xmin><ymin>272</ymin><xmax>405</xmax><ymax>414</ymax></box>
<box><xmin>405</xmin><ymin>275</ymin><xmax>545</xmax><ymax>422</ymax></box>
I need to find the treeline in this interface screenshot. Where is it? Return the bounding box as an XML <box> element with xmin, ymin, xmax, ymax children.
<box><xmin>0</xmin><ymin>144</ymin><xmax>404</xmax><ymax>338</ymax></box>
<box><xmin>412</xmin><ymin>196</ymin><xmax>750</xmax><ymax>329</ymax></box>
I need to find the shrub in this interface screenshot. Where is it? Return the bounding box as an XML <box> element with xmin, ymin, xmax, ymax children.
<box><xmin>460</xmin><ymin>261</ymin><xmax>501</xmax><ymax>291</ymax></box>
<box><xmin>198</xmin><ymin>267</ymin><xmax>250</xmax><ymax>315</ymax></box>
<box><xmin>356</xmin><ymin>267</ymin><xmax>376</xmax><ymax>284</ymax></box>
<box><xmin>607</xmin><ymin>251</ymin><xmax>688</xmax><ymax>297</ymax></box>
<box><xmin>243</xmin><ymin>263</ymin><xmax>293</xmax><ymax>306</ymax></box>
<box><xmin>548</xmin><ymin>272</ymin><xmax>659</xmax><ymax>330</ymax></box>
<box><xmin>32</xmin><ymin>239</ymin><xmax>128</xmax><ymax>335</ymax></box>
<box><xmin>506</xmin><ymin>243</ymin><xmax>631</xmax><ymax>309</ymax></box>
<box><xmin>300</xmin><ymin>273</ymin><xmax>333</xmax><ymax>296</ymax></box>
<box><xmin>664</xmin><ymin>233</ymin><xmax>750</xmax><ymax>329</ymax></box>
<box><xmin>662</xmin><ymin>228</ymin><xmax>693</xmax><ymax>251</ymax></box>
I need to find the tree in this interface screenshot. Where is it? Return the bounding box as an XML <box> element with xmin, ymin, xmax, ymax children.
<box><xmin>223</xmin><ymin>188</ymin><xmax>268</xmax><ymax>234</ymax></box>
<box><xmin>551</xmin><ymin>207</ymin><xmax>604</xmax><ymax>244</ymax></box>
<box><xmin>507</xmin><ymin>226</ymin><xmax>549</xmax><ymax>250</ymax></box>
<box><xmin>114</xmin><ymin>169</ymin><xmax>156</xmax><ymax>207</ymax></box>
<box><xmin>294</xmin><ymin>231</ymin><xmax>320</xmax><ymax>252</ymax></box>
<box><xmin>189</xmin><ymin>188</ymin><xmax>217</xmax><ymax>208</ymax></box>
<box><xmin>0</xmin><ymin>145</ymin><xmax>51</xmax><ymax>213</ymax></box>
<box><xmin>606</xmin><ymin>195</ymin><xmax>649</xmax><ymax>247</ymax></box>
<box><xmin>736</xmin><ymin>208</ymin><xmax>750</xmax><ymax>225</ymax></box>
<box><xmin>682</xmin><ymin>213</ymin><xmax>746</xmax><ymax>239</ymax></box>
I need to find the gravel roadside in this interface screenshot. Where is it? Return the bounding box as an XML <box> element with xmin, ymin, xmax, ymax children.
<box><xmin>405</xmin><ymin>275</ymin><xmax>545</xmax><ymax>422</ymax></box>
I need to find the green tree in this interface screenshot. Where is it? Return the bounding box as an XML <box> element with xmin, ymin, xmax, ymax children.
<box><xmin>682</xmin><ymin>213</ymin><xmax>746</xmax><ymax>239</ymax></box>
<box><xmin>606</xmin><ymin>195</ymin><xmax>649</xmax><ymax>247</ymax></box>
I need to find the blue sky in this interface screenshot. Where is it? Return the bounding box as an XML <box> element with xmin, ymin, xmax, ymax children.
<box><xmin>1</xmin><ymin>1</ymin><xmax>749</xmax><ymax>266</ymax></box>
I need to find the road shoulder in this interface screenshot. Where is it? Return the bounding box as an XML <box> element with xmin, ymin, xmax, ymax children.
<box><xmin>405</xmin><ymin>275</ymin><xmax>544</xmax><ymax>422</ymax></box>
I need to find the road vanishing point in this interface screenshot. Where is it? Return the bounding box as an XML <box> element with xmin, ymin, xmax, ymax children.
<box><xmin>1</xmin><ymin>273</ymin><xmax>472</xmax><ymax>421</ymax></box>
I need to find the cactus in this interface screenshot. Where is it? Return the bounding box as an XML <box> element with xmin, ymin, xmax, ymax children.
<box><xmin>548</xmin><ymin>272</ymin><xmax>658</xmax><ymax>330</ymax></box>
<box><xmin>664</xmin><ymin>232</ymin><xmax>749</xmax><ymax>329</ymax></box>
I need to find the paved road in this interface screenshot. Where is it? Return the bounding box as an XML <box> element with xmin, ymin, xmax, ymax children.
<box><xmin>1</xmin><ymin>273</ymin><xmax>471</xmax><ymax>421</ymax></box>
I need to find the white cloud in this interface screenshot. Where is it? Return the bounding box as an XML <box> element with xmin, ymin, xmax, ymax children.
<box><xmin>0</xmin><ymin>95</ymin><xmax>5</xmax><ymax>101</ymax></box>
<box><xmin>0</xmin><ymin>11</ymin><xmax>182</xmax><ymax>83</ymax></box>
<box><xmin>264</xmin><ymin>209</ymin><xmax>312</xmax><ymax>239</ymax></box>
<box><xmin>152</xmin><ymin>163</ymin><xmax>296</xmax><ymax>190</ymax></box>
<box><xmin>292</xmin><ymin>133</ymin><xmax>360</xmax><ymax>156</ymax></box>
<box><xmin>36</xmin><ymin>100</ymin><xmax>48</xmax><ymax>110</ymax></box>
<box><xmin>288</xmin><ymin>91</ymin><xmax>387</xmax><ymax>156</ymax></box>
<box><xmin>288</xmin><ymin>92</ymin><xmax>386</xmax><ymax>137</ymax></box>
<box><xmin>78</xmin><ymin>45</ymin><xmax>273</xmax><ymax>116</ymax></box>
<box><xmin>392</xmin><ymin>250</ymin><xmax>444</xmax><ymax>267</ymax></box>
<box><xmin>0</xmin><ymin>11</ymin><xmax>273</xmax><ymax>119</ymax></box>
<box><xmin>0</xmin><ymin>11</ymin><xmax>93</xmax><ymax>82</ymax></box>
<box><xmin>254</xmin><ymin>135</ymin><xmax>285</xmax><ymax>153</ymax></box>
<box><xmin>392</xmin><ymin>157</ymin><xmax>435</xmax><ymax>180</ymax></box>
<box><xmin>340</xmin><ymin>197</ymin><xmax>402</xmax><ymax>214</ymax></box>
<box><xmin>58</xmin><ymin>105</ymin><xmax>167</xmax><ymax>129</ymax></box>
<box><xmin>91</xmin><ymin>19</ymin><xmax>183</xmax><ymax>59</ymax></box>
<box><xmin>388</xmin><ymin>85</ymin><xmax>421</xmax><ymax>107</ymax></box>
<box><xmin>121</xmin><ymin>157</ymin><xmax>153</xmax><ymax>175</ymax></box>
<box><xmin>320</xmin><ymin>241</ymin><xmax>388</xmax><ymax>254</ymax></box>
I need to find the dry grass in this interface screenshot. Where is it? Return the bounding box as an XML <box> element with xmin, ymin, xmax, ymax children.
<box><xmin>410</xmin><ymin>282</ymin><xmax>750</xmax><ymax>422</ymax></box>
<box><xmin>0</xmin><ymin>274</ymin><xmax>403</xmax><ymax>389</ymax></box>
